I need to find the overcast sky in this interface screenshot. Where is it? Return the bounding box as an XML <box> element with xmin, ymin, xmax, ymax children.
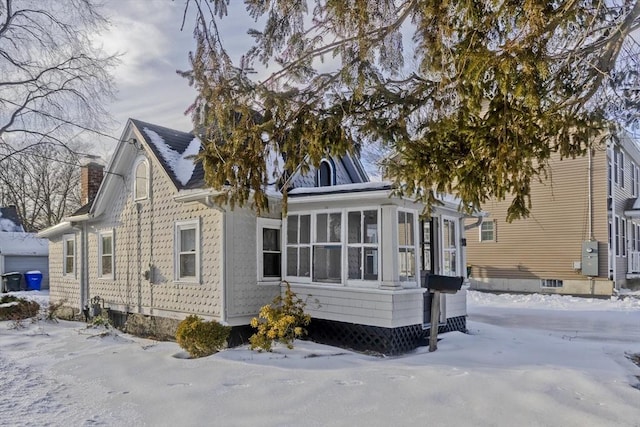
<box><xmin>96</xmin><ymin>1</ymin><xmax>252</xmax><ymax>153</ymax></box>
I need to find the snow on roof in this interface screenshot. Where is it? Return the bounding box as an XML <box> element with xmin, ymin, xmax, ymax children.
<box><xmin>288</xmin><ymin>181</ymin><xmax>393</xmax><ymax>195</ymax></box>
<box><xmin>142</xmin><ymin>127</ymin><xmax>201</xmax><ymax>186</ymax></box>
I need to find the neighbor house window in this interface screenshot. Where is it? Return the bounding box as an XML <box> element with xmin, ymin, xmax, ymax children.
<box><xmin>615</xmin><ymin>216</ymin><xmax>621</xmax><ymax>256</ymax></box>
<box><xmin>632</xmin><ymin>164</ymin><xmax>638</xmax><ymax>197</ymax></box>
<box><xmin>313</xmin><ymin>212</ymin><xmax>342</xmax><ymax>283</ymax></box>
<box><xmin>175</xmin><ymin>219</ymin><xmax>200</xmax><ymax>282</ymax></box>
<box><xmin>619</xmin><ymin>151</ymin><xmax>625</xmax><ymax>188</ymax></box>
<box><xmin>317</xmin><ymin>159</ymin><xmax>334</xmax><ymax>187</ymax></box>
<box><xmin>286</xmin><ymin>214</ymin><xmax>311</xmax><ymax>278</ymax></box>
<box><xmin>257</xmin><ymin>218</ymin><xmax>281</xmax><ymax>282</ymax></box>
<box><xmin>134</xmin><ymin>158</ymin><xmax>149</xmax><ymax>200</ymax></box>
<box><xmin>347</xmin><ymin>210</ymin><xmax>379</xmax><ymax>281</ymax></box>
<box><xmin>622</xmin><ymin>218</ymin><xmax>627</xmax><ymax>257</ymax></box>
<box><xmin>63</xmin><ymin>235</ymin><xmax>75</xmax><ymax>276</ymax></box>
<box><xmin>398</xmin><ymin>210</ymin><xmax>416</xmax><ymax>281</ymax></box>
<box><xmin>541</xmin><ymin>279</ymin><xmax>563</xmax><ymax>288</ymax></box>
<box><xmin>480</xmin><ymin>220</ymin><xmax>496</xmax><ymax>242</ymax></box>
<box><xmin>98</xmin><ymin>230</ymin><xmax>114</xmax><ymax>278</ymax></box>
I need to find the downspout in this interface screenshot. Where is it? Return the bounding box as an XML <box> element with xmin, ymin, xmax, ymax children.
<box><xmin>610</xmin><ymin>141</ymin><xmax>617</xmax><ymax>289</ymax></box>
<box><xmin>81</xmin><ymin>222</ymin><xmax>89</xmax><ymax>314</ymax></box>
<box><xmin>588</xmin><ymin>146</ymin><xmax>595</xmax><ymax>295</ymax></box>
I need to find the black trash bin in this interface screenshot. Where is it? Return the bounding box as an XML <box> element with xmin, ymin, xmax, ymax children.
<box><xmin>2</xmin><ymin>272</ymin><xmax>23</xmax><ymax>292</ymax></box>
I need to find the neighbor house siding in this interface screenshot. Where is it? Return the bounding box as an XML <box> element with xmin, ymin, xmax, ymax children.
<box><xmin>467</xmin><ymin>146</ymin><xmax>612</xmax><ymax>295</ymax></box>
<box><xmin>87</xmin><ymin>151</ymin><xmax>224</xmax><ymax>321</ymax></box>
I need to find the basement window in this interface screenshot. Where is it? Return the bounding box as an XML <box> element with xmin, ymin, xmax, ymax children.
<box><xmin>540</xmin><ymin>279</ymin><xmax>563</xmax><ymax>288</ymax></box>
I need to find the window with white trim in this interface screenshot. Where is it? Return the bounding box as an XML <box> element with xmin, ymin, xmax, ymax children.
<box><xmin>442</xmin><ymin>217</ymin><xmax>459</xmax><ymax>276</ymax></box>
<box><xmin>313</xmin><ymin>212</ymin><xmax>342</xmax><ymax>283</ymax></box>
<box><xmin>175</xmin><ymin>219</ymin><xmax>200</xmax><ymax>282</ymax></box>
<box><xmin>347</xmin><ymin>210</ymin><xmax>379</xmax><ymax>281</ymax></box>
<box><xmin>632</xmin><ymin>164</ymin><xmax>638</xmax><ymax>197</ymax></box>
<box><xmin>621</xmin><ymin>217</ymin><xmax>627</xmax><ymax>257</ymax></box>
<box><xmin>398</xmin><ymin>210</ymin><xmax>416</xmax><ymax>281</ymax></box>
<box><xmin>63</xmin><ymin>235</ymin><xmax>75</xmax><ymax>276</ymax></box>
<box><xmin>134</xmin><ymin>158</ymin><xmax>149</xmax><ymax>201</ymax></box>
<box><xmin>286</xmin><ymin>214</ymin><xmax>311</xmax><ymax>277</ymax></box>
<box><xmin>541</xmin><ymin>279</ymin><xmax>563</xmax><ymax>288</ymax></box>
<box><xmin>98</xmin><ymin>230</ymin><xmax>114</xmax><ymax>278</ymax></box>
<box><xmin>480</xmin><ymin>220</ymin><xmax>496</xmax><ymax>242</ymax></box>
<box><xmin>615</xmin><ymin>216</ymin><xmax>621</xmax><ymax>257</ymax></box>
<box><xmin>619</xmin><ymin>150</ymin><xmax>625</xmax><ymax>188</ymax></box>
<box><xmin>257</xmin><ymin>218</ymin><xmax>281</xmax><ymax>282</ymax></box>
<box><xmin>317</xmin><ymin>159</ymin><xmax>334</xmax><ymax>187</ymax></box>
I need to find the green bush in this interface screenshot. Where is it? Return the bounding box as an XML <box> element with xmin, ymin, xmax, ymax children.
<box><xmin>175</xmin><ymin>315</ymin><xmax>231</xmax><ymax>358</ymax></box>
<box><xmin>0</xmin><ymin>295</ymin><xmax>40</xmax><ymax>321</ymax></box>
<box><xmin>249</xmin><ymin>282</ymin><xmax>311</xmax><ymax>352</ymax></box>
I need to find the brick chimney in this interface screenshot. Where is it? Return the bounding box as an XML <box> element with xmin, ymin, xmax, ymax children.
<box><xmin>80</xmin><ymin>161</ymin><xmax>104</xmax><ymax>205</ymax></box>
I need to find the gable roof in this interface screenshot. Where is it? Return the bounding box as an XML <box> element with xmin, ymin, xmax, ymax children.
<box><xmin>130</xmin><ymin>119</ymin><xmax>204</xmax><ymax>190</ymax></box>
<box><xmin>0</xmin><ymin>206</ymin><xmax>24</xmax><ymax>232</ymax></box>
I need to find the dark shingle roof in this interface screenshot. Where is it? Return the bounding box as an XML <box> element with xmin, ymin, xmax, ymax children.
<box><xmin>130</xmin><ymin>119</ymin><xmax>204</xmax><ymax>190</ymax></box>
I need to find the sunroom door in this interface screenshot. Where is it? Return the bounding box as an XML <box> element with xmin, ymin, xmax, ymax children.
<box><xmin>441</xmin><ymin>216</ymin><xmax>460</xmax><ymax>277</ymax></box>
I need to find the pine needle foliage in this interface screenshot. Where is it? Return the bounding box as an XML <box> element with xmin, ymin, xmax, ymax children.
<box><xmin>181</xmin><ymin>0</ymin><xmax>640</xmax><ymax>221</ymax></box>
<box><xmin>249</xmin><ymin>282</ymin><xmax>311</xmax><ymax>352</ymax></box>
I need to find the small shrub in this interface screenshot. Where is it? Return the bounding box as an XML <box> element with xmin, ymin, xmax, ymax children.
<box><xmin>45</xmin><ymin>299</ymin><xmax>67</xmax><ymax>323</ymax></box>
<box><xmin>175</xmin><ymin>315</ymin><xmax>231</xmax><ymax>358</ymax></box>
<box><xmin>0</xmin><ymin>295</ymin><xmax>40</xmax><ymax>321</ymax></box>
<box><xmin>249</xmin><ymin>282</ymin><xmax>311</xmax><ymax>352</ymax></box>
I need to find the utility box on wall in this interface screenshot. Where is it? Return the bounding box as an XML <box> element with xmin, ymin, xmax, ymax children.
<box><xmin>581</xmin><ymin>241</ymin><xmax>599</xmax><ymax>277</ymax></box>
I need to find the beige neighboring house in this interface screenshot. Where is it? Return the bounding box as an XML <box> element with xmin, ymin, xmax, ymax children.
<box><xmin>39</xmin><ymin>118</ymin><xmax>473</xmax><ymax>354</ymax></box>
<box><xmin>467</xmin><ymin>131</ymin><xmax>640</xmax><ymax>296</ymax></box>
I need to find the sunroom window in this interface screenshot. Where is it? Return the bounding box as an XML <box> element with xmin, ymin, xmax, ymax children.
<box><xmin>398</xmin><ymin>211</ymin><xmax>415</xmax><ymax>281</ymax></box>
<box><xmin>347</xmin><ymin>210</ymin><xmax>378</xmax><ymax>280</ymax></box>
<box><xmin>286</xmin><ymin>214</ymin><xmax>311</xmax><ymax>277</ymax></box>
<box><xmin>313</xmin><ymin>212</ymin><xmax>342</xmax><ymax>283</ymax></box>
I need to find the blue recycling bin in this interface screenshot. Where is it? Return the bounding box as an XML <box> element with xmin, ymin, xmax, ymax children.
<box><xmin>24</xmin><ymin>271</ymin><xmax>43</xmax><ymax>291</ymax></box>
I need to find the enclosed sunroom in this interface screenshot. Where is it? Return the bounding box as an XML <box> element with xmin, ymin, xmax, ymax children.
<box><xmin>283</xmin><ymin>182</ymin><xmax>469</xmax><ymax>354</ymax></box>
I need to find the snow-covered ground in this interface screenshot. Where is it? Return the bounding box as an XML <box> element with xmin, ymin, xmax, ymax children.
<box><xmin>1</xmin><ymin>290</ymin><xmax>639</xmax><ymax>427</ymax></box>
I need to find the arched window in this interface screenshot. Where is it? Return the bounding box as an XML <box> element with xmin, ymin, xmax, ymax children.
<box><xmin>134</xmin><ymin>158</ymin><xmax>149</xmax><ymax>200</ymax></box>
<box><xmin>317</xmin><ymin>159</ymin><xmax>334</xmax><ymax>187</ymax></box>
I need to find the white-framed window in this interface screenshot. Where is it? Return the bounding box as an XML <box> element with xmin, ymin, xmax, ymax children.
<box><xmin>621</xmin><ymin>217</ymin><xmax>627</xmax><ymax>257</ymax></box>
<box><xmin>618</xmin><ymin>150</ymin><xmax>625</xmax><ymax>188</ymax></box>
<box><xmin>398</xmin><ymin>210</ymin><xmax>416</xmax><ymax>282</ymax></box>
<box><xmin>480</xmin><ymin>220</ymin><xmax>496</xmax><ymax>242</ymax></box>
<box><xmin>63</xmin><ymin>234</ymin><xmax>75</xmax><ymax>276</ymax></box>
<box><xmin>615</xmin><ymin>215</ymin><xmax>621</xmax><ymax>257</ymax></box>
<box><xmin>257</xmin><ymin>218</ymin><xmax>281</xmax><ymax>282</ymax></box>
<box><xmin>286</xmin><ymin>214</ymin><xmax>311</xmax><ymax>278</ymax></box>
<box><xmin>347</xmin><ymin>210</ymin><xmax>379</xmax><ymax>281</ymax></box>
<box><xmin>98</xmin><ymin>230</ymin><xmax>114</xmax><ymax>278</ymax></box>
<box><xmin>175</xmin><ymin>219</ymin><xmax>200</xmax><ymax>282</ymax></box>
<box><xmin>133</xmin><ymin>157</ymin><xmax>150</xmax><ymax>201</ymax></box>
<box><xmin>442</xmin><ymin>216</ymin><xmax>459</xmax><ymax>276</ymax></box>
<box><xmin>421</xmin><ymin>219</ymin><xmax>433</xmax><ymax>272</ymax></box>
<box><xmin>541</xmin><ymin>279</ymin><xmax>563</xmax><ymax>288</ymax></box>
<box><xmin>317</xmin><ymin>159</ymin><xmax>334</xmax><ymax>187</ymax></box>
<box><xmin>632</xmin><ymin>164</ymin><xmax>638</xmax><ymax>197</ymax></box>
<box><xmin>313</xmin><ymin>212</ymin><xmax>342</xmax><ymax>283</ymax></box>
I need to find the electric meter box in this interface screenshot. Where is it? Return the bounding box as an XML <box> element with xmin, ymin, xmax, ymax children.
<box><xmin>581</xmin><ymin>241</ymin><xmax>599</xmax><ymax>277</ymax></box>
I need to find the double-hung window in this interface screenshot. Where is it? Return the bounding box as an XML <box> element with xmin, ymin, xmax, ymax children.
<box><xmin>257</xmin><ymin>218</ymin><xmax>281</xmax><ymax>282</ymax></box>
<box><xmin>480</xmin><ymin>220</ymin><xmax>496</xmax><ymax>242</ymax></box>
<box><xmin>175</xmin><ymin>219</ymin><xmax>199</xmax><ymax>282</ymax></box>
<box><xmin>99</xmin><ymin>230</ymin><xmax>114</xmax><ymax>278</ymax></box>
<box><xmin>347</xmin><ymin>210</ymin><xmax>379</xmax><ymax>281</ymax></box>
<box><xmin>313</xmin><ymin>212</ymin><xmax>342</xmax><ymax>283</ymax></box>
<box><xmin>398</xmin><ymin>210</ymin><xmax>416</xmax><ymax>281</ymax></box>
<box><xmin>286</xmin><ymin>214</ymin><xmax>311</xmax><ymax>278</ymax></box>
<box><xmin>63</xmin><ymin>235</ymin><xmax>75</xmax><ymax>276</ymax></box>
<box><xmin>442</xmin><ymin>217</ymin><xmax>459</xmax><ymax>276</ymax></box>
